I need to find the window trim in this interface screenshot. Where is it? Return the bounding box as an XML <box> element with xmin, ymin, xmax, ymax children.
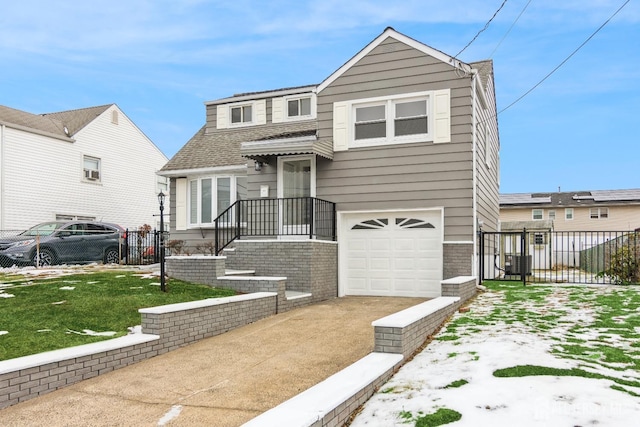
<box><xmin>187</xmin><ymin>175</ymin><xmax>247</xmax><ymax>228</ymax></box>
<box><xmin>82</xmin><ymin>155</ymin><xmax>101</xmax><ymax>183</ymax></box>
<box><xmin>350</xmin><ymin>93</ymin><xmax>431</xmax><ymax>148</ymax></box>
<box><xmin>284</xmin><ymin>94</ymin><xmax>316</xmax><ymax>121</ymax></box>
<box><xmin>217</xmin><ymin>99</ymin><xmax>266</xmax><ymax>129</ymax></box>
<box><xmin>532</xmin><ymin>209</ymin><xmax>543</xmax><ymax>221</ymax></box>
<box><xmin>590</xmin><ymin>207</ymin><xmax>609</xmax><ymax>219</ymax></box>
<box><xmin>548</xmin><ymin>210</ymin><xmax>556</xmax><ymax>220</ymax></box>
<box><xmin>565</xmin><ymin>208</ymin><xmax>574</xmax><ymax>220</ymax></box>
<box><xmin>230</xmin><ymin>104</ymin><xmax>253</xmax><ymax>126</ymax></box>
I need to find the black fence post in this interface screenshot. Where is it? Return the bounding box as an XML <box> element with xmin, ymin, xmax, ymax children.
<box><xmin>479</xmin><ymin>230</ymin><xmax>484</xmax><ymax>285</ymax></box>
<box><xmin>521</xmin><ymin>228</ymin><xmax>527</xmax><ymax>286</ymax></box>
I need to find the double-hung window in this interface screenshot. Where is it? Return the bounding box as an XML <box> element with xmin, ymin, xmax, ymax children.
<box><xmin>231</xmin><ymin>105</ymin><xmax>252</xmax><ymax>124</ymax></box>
<box><xmin>352</xmin><ymin>95</ymin><xmax>429</xmax><ymax>146</ymax></box>
<box><xmin>189</xmin><ymin>176</ymin><xmax>247</xmax><ymax>226</ymax></box>
<box><xmin>394</xmin><ymin>99</ymin><xmax>428</xmax><ymax>136</ymax></box>
<box><xmin>590</xmin><ymin>207</ymin><xmax>609</xmax><ymax>219</ymax></box>
<box><xmin>532</xmin><ymin>209</ymin><xmax>543</xmax><ymax>220</ymax></box>
<box><xmin>287</xmin><ymin>97</ymin><xmax>312</xmax><ymax>118</ymax></box>
<box><xmin>355</xmin><ymin>104</ymin><xmax>386</xmax><ymax>140</ymax></box>
<box><xmin>83</xmin><ymin>156</ymin><xmax>101</xmax><ymax>182</ymax></box>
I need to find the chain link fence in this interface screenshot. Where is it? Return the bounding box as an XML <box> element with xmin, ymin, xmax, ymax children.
<box><xmin>0</xmin><ymin>228</ymin><xmax>166</xmax><ymax>268</ymax></box>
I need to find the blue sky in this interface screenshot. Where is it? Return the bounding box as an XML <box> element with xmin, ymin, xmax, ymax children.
<box><xmin>1</xmin><ymin>0</ymin><xmax>638</xmax><ymax>194</ymax></box>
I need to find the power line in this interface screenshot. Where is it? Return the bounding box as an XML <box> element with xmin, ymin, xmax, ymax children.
<box><xmin>499</xmin><ymin>0</ymin><xmax>631</xmax><ymax>114</ymax></box>
<box><xmin>454</xmin><ymin>0</ymin><xmax>509</xmax><ymax>59</ymax></box>
<box><xmin>488</xmin><ymin>0</ymin><xmax>533</xmax><ymax>59</ymax></box>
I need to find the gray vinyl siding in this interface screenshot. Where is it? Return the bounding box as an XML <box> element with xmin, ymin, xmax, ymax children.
<box><xmin>317</xmin><ymin>37</ymin><xmax>475</xmax><ymax>241</ymax></box>
<box><xmin>474</xmin><ymin>70</ymin><xmax>500</xmax><ymax>233</ymax></box>
<box><xmin>247</xmin><ymin>162</ymin><xmax>277</xmax><ymax>198</ymax></box>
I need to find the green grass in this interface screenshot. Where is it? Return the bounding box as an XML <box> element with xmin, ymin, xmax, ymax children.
<box><xmin>415</xmin><ymin>408</ymin><xmax>462</xmax><ymax>426</ymax></box>
<box><xmin>443</xmin><ymin>379</ymin><xmax>468</xmax><ymax>389</ymax></box>
<box><xmin>493</xmin><ymin>364</ymin><xmax>640</xmax><ymax>388</ymax></box>
<box><xmin>0</xmin><ymin>270</ymin><xmax>235</xmax><ymax>360</ymax></box>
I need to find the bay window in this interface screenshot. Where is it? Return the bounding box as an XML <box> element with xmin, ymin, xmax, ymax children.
<box><xmin>188</xmin><ymin>176</ymin><xmax>247</xmax><ymax>226</ymax></box>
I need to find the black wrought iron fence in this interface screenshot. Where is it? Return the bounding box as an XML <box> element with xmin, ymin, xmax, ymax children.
<box><xmin>480</xmin><ymin>230</ymin><xmax>640</xmax><ymax>285</ymax></box>
<box><xmin>215</xmin><ymin>197</ymin><xmax>336</xmax><ymax>254</ymax></box>
<box><xmin>122</xmin><ymin>229</ymin><xmax>164</xmax><ymax>265</ymax></box>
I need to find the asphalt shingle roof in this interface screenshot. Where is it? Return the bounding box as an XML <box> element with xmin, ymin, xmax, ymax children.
<box><xmin>161</xmin><ymin>121</ymin><xmax>317</xmax><ymax>172</ymax></box>
<box><xmin>0</xmin><ymin>104</ymin><xmax>112</xmax><ymax>138</ymax></box>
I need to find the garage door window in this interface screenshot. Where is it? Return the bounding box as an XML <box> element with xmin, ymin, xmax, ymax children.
<box><xmin>351</xmin><ymin>217</ymin><xmax>435</xmax><ymax>230</ymax></box>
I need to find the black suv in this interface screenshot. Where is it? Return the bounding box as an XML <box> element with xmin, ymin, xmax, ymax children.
<box><xmin>0</xmin><ymin>221</ymin><xmax>125</xmax><ymax>267</ymax></box>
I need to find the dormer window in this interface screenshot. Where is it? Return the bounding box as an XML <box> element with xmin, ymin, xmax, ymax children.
<box><xmin>231</xmin><ymin>105</ymin><xmax>252</xmax><ymax>124</ymax></box>
<box><xmin>272</xmin><ymin>93</ymin><xmax>317</xmax><ymax>123</ymax></box>
<box><xmin>217</xmin><ymin>100</ymin><xmax>266</xmax><ymax>129</ymax></box>
<box><xmin>287</xmin><ymin>97</ymin><xmax>311</xmax><ymax>118</ymax></box>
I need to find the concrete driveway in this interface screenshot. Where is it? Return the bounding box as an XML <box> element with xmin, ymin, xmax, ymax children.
<box><xmin>0</xmin><ymin>296</ymin><xmax>426</xmax><ymax>426</ymax></box>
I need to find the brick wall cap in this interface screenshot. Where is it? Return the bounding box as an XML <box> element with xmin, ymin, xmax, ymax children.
<box><xmin>242</xmin><ymin>352</ymin><xmax>402</xmax><ymax>426</ymax></box>
<box><xmin>166</xmin><ymin>255</ymin><xmax>226</xmax><ymax>260</ymax></box>
<box><xmin>217</xmin><ymin>276</ymin><xmax>287</xmax><ymax>281</ymax></box>
<box><xmin>0</xmin><ymin>334</ymin><xmax>159</xmax><ymax>375</ymax></box>
<box><xmin>441</xmin><ymin>276</ymin><xmax>477</xmax><ymax>285</ymax></box>
<box><xmin>139</xmin><ymin>292</ymin><xmax>276</xmax><ymax>315</ymax></box>
<box><xmin>372</xmin><ymin>297</ymin><xmax>460</xmax><ymax>328</ymax></box>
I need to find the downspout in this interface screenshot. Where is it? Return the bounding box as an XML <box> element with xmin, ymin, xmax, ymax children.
<box><xmin>471</xmin><ymin>70</ymin><xmax>479</xmax><ymax>278</ymax></box>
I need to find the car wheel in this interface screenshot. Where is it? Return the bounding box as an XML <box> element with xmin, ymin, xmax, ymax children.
<box><xmin>33</xmin><ymin>249</ymin><xmax>56</xmax><ymax>267</ymax></box>
<box><xmin>104</xmin><ymin>248</ymin><xmax>120</xmax><ymax>264</ymax></box>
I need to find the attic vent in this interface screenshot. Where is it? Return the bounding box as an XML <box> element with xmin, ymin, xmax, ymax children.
<box><xmin>111</xmin><ymin>110</ymin><xmax>119</xmax><ymax>124</ymax></box>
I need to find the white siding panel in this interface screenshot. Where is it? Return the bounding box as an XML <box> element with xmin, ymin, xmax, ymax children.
<box><xmin>1</xmin><ymin>105</ymin><xmax>168</xmax><ymax>231</ymax></box>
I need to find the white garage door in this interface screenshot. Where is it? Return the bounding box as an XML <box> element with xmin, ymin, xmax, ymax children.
<box><xmin>340</xmin><ymin>210</ymin><xmax>443</xmax><ymax>298</ymax></box>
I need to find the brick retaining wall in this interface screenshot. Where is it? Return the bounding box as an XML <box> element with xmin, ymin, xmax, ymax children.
<box><xmin>225</xmin><ymin>240</ymin><xmax>338</xmax><ymax>303</ymax></box>
<box><xmin>0</xmin><ymin>293</ymin><xmax>276</xmax><ymax>410</ymax></box>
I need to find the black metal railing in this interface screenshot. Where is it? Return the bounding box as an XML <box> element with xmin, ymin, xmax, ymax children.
<box><xmin>480</xmin><ymin>229</ymin><xmax>640</xmax><ymax>285</ymax></box>
<box><xmin>214</xmin><ymin>197</ymin><xmax>336</xmax><ymax>254</ymax></box>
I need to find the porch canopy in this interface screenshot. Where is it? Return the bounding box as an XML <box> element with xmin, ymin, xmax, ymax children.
<box><xmin>240</xmin><ymin>130</ymin><xmax>333</xmax><ymax>162</ymax></box>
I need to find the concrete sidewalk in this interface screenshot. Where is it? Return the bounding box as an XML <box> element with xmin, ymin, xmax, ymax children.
<box><xmin>0</xmin><ymin>296</ymin><xmax>425</xmax><ymax>426</ymax></box>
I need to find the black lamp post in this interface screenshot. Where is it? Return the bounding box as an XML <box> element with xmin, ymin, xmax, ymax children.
<box><xmin>158</xmin><ymin>191</ymin><xmax>167</xmax><ymax>292</ymax></box>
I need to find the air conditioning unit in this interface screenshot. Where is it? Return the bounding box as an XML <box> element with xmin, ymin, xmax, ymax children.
<box><xmin>84</xmin><ymin>169</ymin><xmax>100</xmax><ymax>180</ymax></box>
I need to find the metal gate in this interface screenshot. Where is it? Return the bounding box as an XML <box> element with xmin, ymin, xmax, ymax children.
<box><xmin>479</xmin><ymin>230</ymin><xmax>640</xmax><ymax>285</ymax></box>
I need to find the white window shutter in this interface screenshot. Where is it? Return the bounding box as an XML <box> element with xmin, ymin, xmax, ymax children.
<box><xmin>333</xmin><ymin>101</ymin><xmax>349</xmax><ymax>152</ymax></box>
<box><xmin>272</xmin><ymin>97</ymin><xmax>284</xmax><ymax>123</ymax></box>
<box><xmin>433</xmin><ymin>89</ymin><xmax>451</xmax><ymax>143</ymax></box>
<box><xmin>256</xmin><ymin>100</ymin><xmax>267</xmax><ymax>125</ymax></box>
<box><xmin>217</xmin><ymin>105</ymin><xmax>228</xmax><ymax>129</ymax></box>
<box><xmin>175</xmin><ymin>178</ymin><xmax>187</xmax><ymax>231</ymax></box>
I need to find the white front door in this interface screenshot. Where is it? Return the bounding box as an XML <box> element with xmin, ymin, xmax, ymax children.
<box><xmin>277</xmin><ymin>155</ymin><xmax>316</xmax><ymax>234</ymax></box>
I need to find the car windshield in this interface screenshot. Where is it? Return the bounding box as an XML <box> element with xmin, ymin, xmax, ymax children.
<box><xmin>20</xmin><ymin>222</ymin><xmax>65</xmax><ymax>237</ymax></box>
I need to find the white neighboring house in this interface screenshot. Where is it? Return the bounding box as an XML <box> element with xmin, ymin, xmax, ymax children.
<box><xmin>0</xmin><ymin>104</ymin><xmax>169</xmax><ymax>232</ymax></box>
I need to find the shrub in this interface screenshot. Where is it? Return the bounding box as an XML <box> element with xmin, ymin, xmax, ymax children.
<box><xmin>597</xmin><ymin>233</ymin><xmax>640</xmax><ymax>285</ymax></box>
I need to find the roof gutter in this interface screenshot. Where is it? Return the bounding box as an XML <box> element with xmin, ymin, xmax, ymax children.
<box><xmin>0</xmin><ymin>120</ymin><xmax>74</xmax><ymax>143</ymax></box>
<box><xmin>157</xmin><ymin>164</ymin><xmax>247</xmax><ymax>178</ymax></box>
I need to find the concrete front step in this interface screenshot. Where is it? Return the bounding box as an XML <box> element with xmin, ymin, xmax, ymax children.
<box><xmin>224</xmin><ymin>269</ymin><xmax>256</xmax><ymax>276</ymax></box>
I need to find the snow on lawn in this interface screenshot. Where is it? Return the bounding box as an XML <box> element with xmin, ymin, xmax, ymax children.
<box><xmin>350</xmin><ymin>283</ymin><xmax>640</xmax><ymax>427</ymax></box>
